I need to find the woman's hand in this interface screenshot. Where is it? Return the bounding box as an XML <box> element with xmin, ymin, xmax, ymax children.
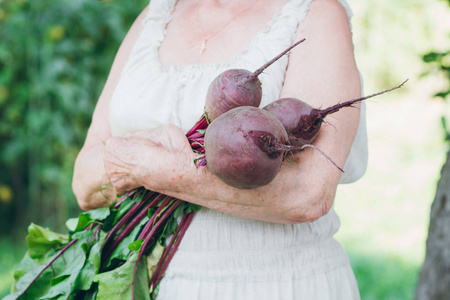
<box><xmin>103</xmin><ymin>124</ymin><xmax>194</xmax><ymax>196</ymax></box>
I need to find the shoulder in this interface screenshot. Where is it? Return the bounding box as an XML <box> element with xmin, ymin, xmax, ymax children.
<box><xmin>132</xmin><ymin>6</ymin><xmax>150</xmax><ymax>31</ymax></box>
<box><xmin>304</xmin><ymin>0</ymin><xmax>352</xmax><ymax>37</ymax></box>
<box><xmin>308</xmin><ymin>0</ymin><xmax>350</xmax><ymax>19</ymax></box>
<box><xmin>281</xmin><ymin>0</ymin><xmax>359</xmax><ymax>103</ymax></box>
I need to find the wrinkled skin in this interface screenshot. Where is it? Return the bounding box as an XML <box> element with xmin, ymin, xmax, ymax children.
<box><xmin>104</xmin><ymin>125</ymin><xmax>194</xmax><ymax>196</ymax></box>
<box><xmin>204</xmin><ymin>106</ymin><xmax>288</xmax><ymax>190</ymax></box>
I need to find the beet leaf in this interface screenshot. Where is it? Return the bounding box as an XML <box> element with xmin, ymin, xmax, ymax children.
<box><xmin>94</xmin><ymin>249</ymin><xmax>150</xmax><ymax>300</ymax></box>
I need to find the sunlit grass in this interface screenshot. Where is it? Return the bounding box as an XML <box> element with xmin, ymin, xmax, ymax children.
<box><xmin>349</xmin><ymin>250</ymin><xmax>420</xmax><ymax>300</ymax></box>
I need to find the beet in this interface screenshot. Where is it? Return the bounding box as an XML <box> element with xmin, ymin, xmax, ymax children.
<box><xmin>264</xmin><ymin>80</ymin><xmax>408</xmax><ymax>146</ymax></box>
<box><xmin>204</xmin><ymin>106</ymin><xmax>290</xmax><ymax>189</ymax></box>
<box><xmin>204</xmin><ymin>39</ymin><xmax>305</xmax><ymax>121</ymax></box>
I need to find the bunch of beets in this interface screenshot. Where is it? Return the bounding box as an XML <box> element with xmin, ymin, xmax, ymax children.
<box><xmin>4</xmin><ymin>39</ymin><xmax>406</xmax><ymax>300</ymax></box>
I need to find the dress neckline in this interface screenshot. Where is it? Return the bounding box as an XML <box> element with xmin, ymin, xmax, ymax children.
<box><xmin>152</xmin><ymin>0</ymin><xmax>298</xmax><ymax>73</ymax></box>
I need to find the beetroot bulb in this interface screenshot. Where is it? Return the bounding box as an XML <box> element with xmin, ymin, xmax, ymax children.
<box><xmin>204</xmin><ymin>38</ymin><xmax>306</xmax><ymax>121</ymax></box>
<box><xmin>204</xmin><ymin>106</ymin><xmax>290</xmax><ymax>189</ymax></box>
<box><xmin>264</xmin><ymin>80</ymin><xmax>408</xmax><ymax>147</ymax></box>
<box><xmin>203</xmin><ymin>106</ymin><xmax>338</xmax><ymax>190</ymax></box>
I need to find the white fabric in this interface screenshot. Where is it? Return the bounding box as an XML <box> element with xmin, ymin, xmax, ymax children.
<box><xmin>109</xmin><ymin>0</ymin><xmax>368</xmax><ymax>299</ymax></box>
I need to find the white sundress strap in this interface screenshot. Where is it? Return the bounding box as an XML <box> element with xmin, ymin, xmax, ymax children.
<box><xmin>142</xmin><ymin>0</ymin><xmax>177</xmax><ymax>26</ymax></box>
<box><xmin>254</xmin><ymin>0</ymin><xmax>354</xmax><ymax>47</ymax></box>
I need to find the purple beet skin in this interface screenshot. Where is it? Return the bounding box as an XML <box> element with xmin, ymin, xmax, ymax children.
<box><xmin>264</xmin><ymin>80</ymin><xmax>408</xmax><ymax>147</ymax></box>
<box><xmin>204</xmin><ymin>106</ymin><xmax>290</xmax><ymax>190</ymax></box>
<box><xmin>204</xmin><ymin>39</ymin><xmax>306</xmax><ymax>121</ymax></box>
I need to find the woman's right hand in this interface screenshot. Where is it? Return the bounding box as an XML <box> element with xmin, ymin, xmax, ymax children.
<box><xmin>103</xmin><ymin>124</ymin><xmax>195</xmax><ymax>196</ymax></box>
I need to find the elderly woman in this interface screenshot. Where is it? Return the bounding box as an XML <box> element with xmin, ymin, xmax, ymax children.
<box><xmin>72</xmin><ymin>0</ymin><xmax>367</xmax><ymax>299</ymax></box>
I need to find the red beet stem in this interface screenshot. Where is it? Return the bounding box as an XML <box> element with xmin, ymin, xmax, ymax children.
<box><xmin>103</xmin><ymin>192</ymin><xmax>156</xmax><ymax>248</ymax></box>
<box><xmin>137</xmin><ymin>197</ymin><xmax>172</xmax><ymax>240</ymax></box>
<box><xmin>186</xmin><ymin>115</ymin><xmax>208</xmax><ymax>137</ymax></box>
<box><xmin>14</xmin><ymin>222</ymin><xmax>101</xmax><ymax>298</ymax></box>
<box><xmin>151</xmin><ymin>212</ymin><xmax>195</xmax><ymax>290</ymax></box>
<box><xmin>148</xmin><ymin>218</ymin><xmax>185</xmax><ymax>289</ymax></box>
<box><xmin>14</xmin><ymin>239</ymin><xmax>78</xmax><ymax>298</ymax></box>
<box><xmin>132</xmin><ymin>199</ymin><xmax>182</xmax><ymax>300</ymax></box>
<box><xmin>252</xmin><ymin>38</ymin><xmax>306</xmax><ymax>78</ymax></box>
<box><xmin>315</xmin><ymin>79</ymin><xmax>408</xmax><ymax>119</ymax></box>
<box><xmin>148</xmin><ymin>212</ymin><xmax>193</xmax><ymax>290</ymax></box>
<box><xmin>112</xmin><ymin>190</ymin><xmax>135</xmax><ymax>209</ymax></box>
<box><xmin>101</xmin><ymin>193</ymin><xmax>164</xmax><ymax>261</ymax></box>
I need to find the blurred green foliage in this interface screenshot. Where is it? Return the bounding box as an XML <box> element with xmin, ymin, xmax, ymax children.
<box><xmin>349</xmin><ymin>0</ymin><xmax>439</xmax><ymax>90</ymax></box>
<box><xmin>0</xmin><ymin>0</ymin><xmax>148</xmax><ymax>235</ymax></box>
<box><xmin>421</xmin><ymin>0</ymin><xmax>450</xmax><ymax>141</ymax></box>
<box><xmin>425</xmin><ymin>0</ymin><xmax>450</xmax><ymax>144</ymax></box>
<box><xmin>422</xmin><ymin>44</ymin><xmax>450</xmax><ymax>142</ymax></box>
<box><xmin>0</xmin><ymin>238</ymin><xmax>26</xmax><ymax>296</ymax></box>
<box><xmin>350</xmin><ymin>251</ymin><xmax>419</xmax><ymax>300</ymax></box>
<box><xmin>0</xmin><ymin>0</ymin><xmax>448</xmax><ymax>299</ymax></box>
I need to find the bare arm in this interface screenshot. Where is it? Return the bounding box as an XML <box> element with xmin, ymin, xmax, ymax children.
<box><xmin>104</xmin><ymin>0</ymin><xmax>362</xmax><ymax>224</ymax></box>
<box><xmin>72</xmin><ymin>8</ymin><xmax>148</xmax><ymax>210</ymax></box>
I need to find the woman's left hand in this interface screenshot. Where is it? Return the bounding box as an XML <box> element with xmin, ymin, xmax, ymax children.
<box><xmin>103</xmin><ymin>124</ymin><xmax>194</xmax><ymax>196</ymax></box>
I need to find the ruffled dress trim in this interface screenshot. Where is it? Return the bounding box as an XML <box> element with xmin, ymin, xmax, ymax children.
<box><xmin>139</xmin><ymin>0</ymin><xmax>319</xmax><ymax>73</ymax></box>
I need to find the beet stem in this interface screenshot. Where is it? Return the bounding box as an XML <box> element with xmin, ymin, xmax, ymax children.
<box><xmin>132</xmin><ymin>199</ymin><xmax>182</xmax><ymax>300</ymax></box>
<box><xmin>14</xmin><ymin>222</ymin><xmax>101</xmax><ymax>298</ymax></box>
<box><xmin>137</xmin><ymin>197</ymin><xmax>172</xmax><ymax>240</ymax></box>
<box><xmin>112</xmin><ymin>191</ymin><xmax>131</xmax><ymax>209</ymax></box>
<box><xmin>316</xmin><ymin>79</ymin><xmax>408</xmax><ymax>119</ymax></box>
<box><xmin>186</xmin><ymin>115</ymin><xmax>208</xmax><ymax>137</ymax></box>
<box><xmin>148</xmin><ymin>212</ymin><xmax>192</xmax><ymax>290</ymax></box>
<box><xmin>103</xmin><ymin>191</ymin><xmax>155</xmax><ymax>248</ymax></box>
<box><xmin>14</xmin><ymin>239</ymin><xmax>77</xmax><ymax>298</ymax></box>
<box><xmin>252</xmin><ymin>38</ymin><xmax>306</xmax><ymax>78</ymax></box>
<box><xmin>150</xmin><ymin>212</ymin><xmax>195</xmax><ymax>290</ymax></box>
<box><xmin>101</xmin><ymin>194</ymin><xmax>163</xmax><ymax>262</ymax></box>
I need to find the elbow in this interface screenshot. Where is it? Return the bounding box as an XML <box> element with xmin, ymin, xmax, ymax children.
<box><xmin>72</xmin><ymin>175</ymin><xmax>90</xmax><ymax>211</ymax></box>
<box><xmin>76</xmin><ymin>198</ymin><xmax>91</xmax><ymax>212</ymax></box>
<box><xmin>72</xmin><ymin>155</ymin><xmax>89</xmax><ymax>211</ymax></box>
<box><xmin>72</xmin><ymin>146</ymin><xmax>114</xmax><ymax>211</ymax></box>
<box><xmin>282</xmin><ymin>187</ymin><xmax>335</xmax><ymax>224</ymax></box>
<box><xmin>72</xmin><ymin>172</ymin><xmax>112</xmax><ymax>211</ymax></box>
<box><xmin>72</xmin><ymin>156</ymin><xmax>105</xmax><ymax>211</ymax></box>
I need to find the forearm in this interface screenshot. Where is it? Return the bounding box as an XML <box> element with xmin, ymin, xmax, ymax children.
<box><xmin>138</xmin><ymin>135</ymin><xmax>343</xmax><ymax>224</ymax></box>
<box><xmin>103</xmin><ymin>95</ymin><xmax>357</xmax><ymax>223</ymax></box>
<box><xmin>72</xmin><ymin>143</ymin><xmax>116</xmax><ymax>210</ymax></box>
<box><xmin>156</xmin><ymin>165</ymin><xmax>324</xmax><ymax>224</ymax></box>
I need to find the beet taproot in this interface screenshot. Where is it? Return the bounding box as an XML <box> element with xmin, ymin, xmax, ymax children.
<box><xmin>264</xmin><ymin>80</ymin><xmax>408</xmax><ymax>146</ymax></box>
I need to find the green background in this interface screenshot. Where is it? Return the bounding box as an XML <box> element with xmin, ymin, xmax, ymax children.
<box><xmin>1</xmin><ymin>0</ymin><xmax>449</xmax><ymax>299</ymax></box>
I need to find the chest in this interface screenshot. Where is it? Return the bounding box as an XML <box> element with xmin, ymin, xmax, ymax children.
<box><xmin>109</xmin><ymin>0</ymin><xmax>301</xmax><ymax>137</ymax></box>
<box><xmin>158</xmin><ymin>0</ymin><xmax>291</xmax><ymax>66</ymax></box>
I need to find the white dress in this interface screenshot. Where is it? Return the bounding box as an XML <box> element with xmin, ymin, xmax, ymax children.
<box><xmin>109</xmin><ymin>0</ymin><xmax>368</xmax><ymax>299</ymax></box>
